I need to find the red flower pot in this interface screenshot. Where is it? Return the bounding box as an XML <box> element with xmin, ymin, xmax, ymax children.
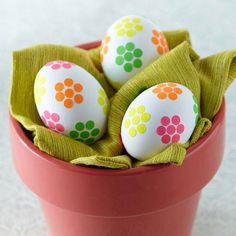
<box><xmin>9</xmin><ymin>42</ymin><xmax>226</xmax><ymax>236</ymax></box>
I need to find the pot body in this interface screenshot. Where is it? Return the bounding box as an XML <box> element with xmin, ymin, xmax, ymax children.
<box><xmin>9</xmin><ymin>41</ymin><xmax>226</xmax><ymax>236</ymax></box>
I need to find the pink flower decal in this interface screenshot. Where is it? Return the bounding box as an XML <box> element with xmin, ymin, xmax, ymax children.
<box><xmin>41</xmin><ymin>110</ymin><xmax>65</xmax><ymax>133</ymax></box>
<box><xmin>156</xmin><ymin>115</ymin><xmax>185</xmax><ymax>144</ymax></box>
<box><xmin>45</xmin><ymin>60</ymin><xmax>75</xmax><ymax>70</ymax></box>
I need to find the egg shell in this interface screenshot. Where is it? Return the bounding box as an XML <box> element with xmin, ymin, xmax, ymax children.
<box><xmin>121</xmin><ymin>82</ymin><xmax>198</xmax><ymax>161</ymax></box>
<box><xmin>34</xmin><ymin>60</ymin><xmax>109</xmax><ymax>144</ymax></box>
<box><xmin>101</xmin><ymin>15</ymin><xmax>169</xmax><ymax>90</ymax></box>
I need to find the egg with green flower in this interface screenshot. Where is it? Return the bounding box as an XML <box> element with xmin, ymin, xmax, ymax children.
<box><xmin>100</xmin><ymin>15</ymin><xmax>169</xmax><ymax>90</ymax></box>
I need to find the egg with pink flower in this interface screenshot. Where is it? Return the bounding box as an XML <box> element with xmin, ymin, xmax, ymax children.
<box><xmin>121</xmin><ymin>82</ymin><xmax>198</xmax><ymax>161</ymax></box>
<box><xmin>34</xmin><ymin>60</ymin><xmax>110</xmax><ymax>144</ymax></box>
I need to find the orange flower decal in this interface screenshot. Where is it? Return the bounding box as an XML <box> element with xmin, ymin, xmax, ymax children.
<box><xmin>54</xmin><ymin>78</ymin><xmax>83</xmax><ymax>108</ymax></box>
<box><xmin>100</xmin><ymin>34</ymin><xmax>111</xmax><ymax>62</ymax></box>
<box><xmin>152</xmin><ymin>82</ymin><xmax>182</xmax><ymax>100</ymax></box>
<box><xmin>151</xmin><ymin>29</ymin><xmax>169</xmax><ymax>55</ymax></box>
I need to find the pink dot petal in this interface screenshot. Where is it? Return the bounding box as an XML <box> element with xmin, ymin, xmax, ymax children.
<box><xmin>177</xmin><ymin>124</ymin><xmax>185</xmax><ymax>134</ymax></box>
<box><xmin>172</xmin><ymin>134</ymin><xmax>180</xmax><ymax>143</ymax></box>
<box><xmin>55</xmin><ymin>123</ymin><xmax>65</xmax><ymax>132</ymax></box>
<box><xmin>41</xmin><ymin>116</ymin><xmax>47</xmax><ymax>125</ymax></box>
<box><xmin>48</xmin><ymin>121</ymin><xmax>55</xmax><ymax>129</ymax></box>
<box><xmin>172</xmin><ymin>115</ymin><xmax>180</xmax><ymax>125</ymax></box>
<box><xmin>167</xmin><ymin>125</ymin><xmax>176</xmax><ymax>135</ymax></box>
<box><xmin>156</xmin><ymin>126</ymin><xmax>166</xmax><ymax>135</ymax></box>
<box><xmin>161</xmin><ymin>116</ymin><xmax>170</xmax><ymax>126</ymax></box>
<box><xmin>46</xmin><ymin>61</ymin><xmax>54</xmax><ymax>66</ymax></box>
<box><xmin>56</xmin><ymin>60</ymin><xmax>64</xmax><ymax>63</ymax></box>
<box><xmin>51</xmin><ymin>113</ymin><xmax>60</xmax><ymax>122</ymax></box>
<box><xmin>52</xmin><ymin>64</ymin><xmax>61</xmax><ymax>70</ymax></box>
<box><xmin>162</xmin><ymin>135</ymin><xmax>171</xmax><ymax>144</ymax></box>
<box><xmin>63</xmin><ymin>63</ymin><xmax>72</xmax><ymax>69</ymax></box>
<box><xmin>44</xmin><ymin>110</ymin><xmax>50</xmax><ymax>119</ymax></box>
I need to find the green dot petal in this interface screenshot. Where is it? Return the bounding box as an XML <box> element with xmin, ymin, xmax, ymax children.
<box><xmin>128</xmin><ymin>108</ymin><xmax>136</xmax><ymax>116</ymax></box>
<box><xmin>86</xmin><ymin>120</ymin><xmax>95</xmax><ymax>130</ymax></box>
<box><xmin>137</xmin><ymin>124</ymin><xmax>146</xmax><ymax>134</ymax></box>
<box><xmin>133</xmin><ymin>59</ymin><xmax>142</xmax><ymax>68</ymax></box>
<box><xmin>141</xmin><ymin>113</ymin><xmax>151</xmax><ymax>122</ymax></box>
<box><xmin>125</xmin><ymin>22</ymin><xmax>133</xmax><ymax>28</ymax></box>
<box><xmin>116</xmin><ymin>56</ymin><xmax>124</xmax><ymax>65</ymax></box>
<box><xmin>129</xmin><ymin>127</ymin><xmax>137</xmax><ymax>137</ymax></box>
<box><xmin>75</xmin><ymin>122</ymin><xmax>84</xmax><ymax>131</ymax></box>
<box><xmin>69</xmin><ymin>131</ymin><xmax>79</xmax><ymax>138</ymax></box>
<box><xmin>39</xmin><ymin>87</ymin><xmax>46</xmax><ymax>96</ymax></box>
<box><xmin>133</xmin><ymin>48</ymin><xmax>143</xmax><ymax>57</ymax></box>
<box><xmin>132</xmin><ymin>18</ymin><xmax>141</xmax><ymax>23</ymax></box>
<box><xmin>85</xmin><ymin>138</ymin><xmax>95</xmax><ymax>144</ymax></box>
<box><xmin>117</xmin><ymin>29</ymin><xmax>125</xmax><ymax>36</ymax></box>
<box><xmin>76</xmin><ymin>138</ymin><xmax>84</xmax><ymax>142</ymax></box>
<box><xmin>117</xmin><ymin>45</ymin><xmax>125</xmax><ymax>55</ymax></box>
<box><xmin>80</xmin><ymin>131</ymin><xmax>90</xmax><ymax>139</ymax></box>
<box><xmin>193</xmin><ymin>104</ymin><xmax>198</xmax><ymax>113</ymax></box>
<box><xmin>132</xmin><ymin>116</ymin><xmax>140</xmax><ymax>125</ymax></box>
<box><xmin>122</xmin><ymin>17</ymin><xmax>130</xmax><ymax>23</ymax></box>
<box><xmin>127</xmin><ymin>29</ymin><xmax>135</xmax><ymax>37</ymax></box>
<box><xmin>91</xmin><ymin>128</ymin><xmax>100</xmax><ymax>137</ymax></box>
<box><xmin>99</xmin><ymin>89</ymin><xmax>106</xmax><ymax>96</ymax></box>
<box><xmin>98</xmin><ymin>97</ymin><xmax>104</xmax><ymax>105</ymax></box>
<box><xmin>114</xmin><ymin>23</ymin><xmax>122</xmax><ymax>29</ymax></box>
<box><xmin>137</xmin><ymin>105</ymin><xmax>145</xmax><ymax>113</ymax></box>
<box><xmin>195</xmin><ymin>115</ymin><xmax>199</xmax><ymax>125</ymax></box>
<box><xmin>124</xmin><ymin>63</ymin><xmax>133</xmax><ymax>72</ymax></box>
<box><xmin>125</xmin><ymin>42</ymin><xmax>135</xmax><ymax>51</ymax></box>
<box><xmin>135</xmin><ymin>24</ymin><xmax>143</xmax><ymax>31</ymax></box>
<box><xmin>124</xmin><ymin>52</ymin><xmax>133</xmax><ymax>61</ymax></box>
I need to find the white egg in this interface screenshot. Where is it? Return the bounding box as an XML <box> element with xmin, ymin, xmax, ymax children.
<box><xmin>121</xmin><ymin>82</ymin><xmax>198</xmax><ymax>161</ymax></box>
<box><xmin>101</xmin><ymin>15</ymin><xmax>169</xmax><ymax>90</ymax></box>
<box><xmin>34</xmin><ymin>60</ymin><xmax>109</xmax><ymax>144</ymax></box>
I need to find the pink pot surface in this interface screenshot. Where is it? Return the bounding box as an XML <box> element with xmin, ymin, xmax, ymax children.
<box><xmin>9</xmin><ymin>41</ymin><xmax>226</xmax><ymax>236</ymax></box>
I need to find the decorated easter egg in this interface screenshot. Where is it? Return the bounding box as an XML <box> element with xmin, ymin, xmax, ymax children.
<box><xmin>100</xmin><ymin>15</ymin><xmax>169</xmax><ymax>90</ymax></box>
<box><xmin>121</xmin><ymin>82</ymin><xmax>198</xmax><ymax>160</ymax></box>
<box><xmin>34</xmin><ymin>60</ymin><xmax>109</xmax><ymax>144</ymax></box>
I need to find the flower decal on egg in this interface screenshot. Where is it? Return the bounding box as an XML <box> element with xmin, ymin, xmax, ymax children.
<box><xmin>69</xmin><ymin>120</ymin><xmax>100</xmax><ymax>144</ymax></box>
<box><xmin>97</xmin><ymin>88</ymin><xmax>109</xmax><ymax>115</ymax></box>
<box><xmin>41</xmin><ymin>110</ymin><xmax>65</xmax><ymax>133</ymax></box>
<box><xmin>115</xmin><ymin>42</ymin><xmax>143</xmax><ymax>73</ymax></box>
<box><xmin>193</xmin><ymin>96</ymin><xmax>199</xmax><ymax>124</ymax></box>
<box><xmin>151</xmin><ymin>29</ymin><xmax>169</xmax><ymax>55</ymax></box>
<box><xmin>54</xmin><ymin>78</ymin><xmax>83</xmax><ymax>108</ymax></box>
<box><xmin>156</xmin><ymin>115</ymin><xmax>185</xmax><ymax>144</ymax></box>
<box><xmin>123</xmin><ymin>105</ymin><xmax>151</xmax><ymax>137</ymax></box>
<box><xmin>100</xmin><ymin>34</ymin><xmax>111</xmax><ymax>63</ymax></box>
<box><xmin>46</xmin><ymin>61</ymin><xmax>75</xmax><ymax>70</ymax></box>
<box><xmin>114</xmin><ymin>17</ymin><xmax>144</xmax><ymax>37</ymax></box>
<box><xmin>34</xmin><ymin>75</ymin><xmax>46</xmax><ymax>105</ymax></box>
<box><xmin>152</xmin><ymin>82</ymin><xmax>183</xmax><ymax>100</ymax></box>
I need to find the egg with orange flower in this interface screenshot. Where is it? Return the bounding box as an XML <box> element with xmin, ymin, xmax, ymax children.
<box><xmin>121</xmin><ymin>82</ymin><xmax>198</xmax><ymax>160</ymax></box>
<box><xmin>101</xmin><ymin>15</ymin><xmax>169</xmax><ymax>90</ymax></box>
<box><xmin>34</xmin><ymin>60</ymin><xmax>109</xmax><ymax>144</ymax></box>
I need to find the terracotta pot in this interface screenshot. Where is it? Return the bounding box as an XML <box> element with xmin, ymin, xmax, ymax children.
<box><xmin>9</xmin><ymin>41</ymin><xmax>226</xmax><ymax>236</ymax></box>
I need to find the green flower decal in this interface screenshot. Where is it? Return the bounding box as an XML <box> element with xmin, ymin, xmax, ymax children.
<box><xmin>114</xmin><ymin>17</ymin><xmax>143</xmax><ymax>37</ymax></box>
<box><xmin>115</xmin><ymin>42</ymin><xmax>143</xmax><ymax>73</ymax></box>
<box><xmin>124</xmin><ymin>105</ymin><xmax>151</xmax><ymax>137</ymax></box>
<box><xmin>98</xmin><ymin>88</ymin><xmax>109</xmax><ymax>115</ymax></box>
<box><xmin>69</xmin><ymin>120</ymin><xmax>100</xmax><ymax>144</ymax></box>
<box><xmin>34</xmin><ymin>75</ymin><xmax>46</xmax><ymax>105</ymax></box>
<box><xmin>193</xmin><ymin>96</ymin><xmax>199</xmax><ymax>124</ymax></box>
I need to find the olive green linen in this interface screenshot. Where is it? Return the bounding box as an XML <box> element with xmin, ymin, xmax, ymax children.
<box><xmin>10</xmin><ymin>29</ymin><xmax>236</xmax><ymax>169</ymax></box>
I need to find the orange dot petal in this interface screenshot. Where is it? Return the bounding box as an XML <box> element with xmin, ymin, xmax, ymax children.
<box><xmin>168</xmin><ymin>82</ymin><xmax>177</xmax><ymax>87</ymax></box>
<box><xmin>152</xmin><ymin>29</ymin><xmax>160</xmax><ymax>37</ymax></box>
<box><xmin>104</xmin><ymin>46</ymin><xmax>108</xmax><ymax>54</ymax></box>
<box><xmin>74</xmin><ymin>94</ymin><xmax>83</xmax><ymax>104</ymax></box>
<box><xmin>158</xmin><ymin>83</ymin><xmax>166</xmax><ymax>87</ymax></box>
<box><xmin>55</xmin><ymin>92</ymin><xmax>64</xmax><ymax>101</ymax></box>
<box><xmin>164</xmin><ymin>87</ymin><xmax>172</xmax><ymax>93</ymax></box>
<box><xmin>151</xmin><ymin>37</ymin><xmax>159</xmax><ymax>45</ymax></box>
<box><xmin>100</xmin><ymin>53</ymin><xmax>104</xmax><ymax>62</ymax></box>
<box><xmin>64</xmin><ymin>78</ymin><xmax>73</xmax><ymax>87</ymax></box>
<box><xmin>160</xmin><ymin>38</ymin><xmax>166</xmax><ymax>46</ymax></box>
<box><xmin>153</xmin><ymin>87</ymin><xmax>162</xmax><ymax>93</ymax></box>
<box><xmin>74</xmin><ymin>83</ymin><xmax>83</xmax><ymax>92</ymax></box>
<box><xmin>55</xmin><ymin>83</ymin><xmax>64</xmax><ymax>91</ymax></box>
<box><xmin>168</xmin><ymin>93</ymin><xmax>177</xmax><ymax>100</ymax></box>
<box><xmin>64</xmin><ymin>99</ymin><xmax>73</xmax><ymax>108</ymax></box>
<box><xmin>174</xmin><ymin>88</ymin><xmax>183</xmax><ymax>94</ymax></box>
<box><xmin>157</xmin><ymin>46</ymin><xmax>164</xmax><ymax>55</ymax></box>
<box><xmin>65</xmin><ymin>88</ymin><xmax>74</xmax><ymax>98</ymax></box>
<box><xmin>105</xmin><ymin>35</ymin><xmax>111</xmax><ymax>43</ymax></box>
<box><xmin>157</xmin><ymin>92</ymin><xmax>167</xmax><ymax>99</ymax></box>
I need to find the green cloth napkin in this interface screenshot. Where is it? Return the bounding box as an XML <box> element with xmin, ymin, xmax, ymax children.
<box><xmin>9</xmin><ymin>29</ymin><xmax>236</xmax><ymax>169</ymax></box>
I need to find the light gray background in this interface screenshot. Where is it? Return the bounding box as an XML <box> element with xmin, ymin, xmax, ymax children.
<box><xmin>1</xmin><ymin>0</ymin><xmax>236</xmax><ymax>235</ymax></box>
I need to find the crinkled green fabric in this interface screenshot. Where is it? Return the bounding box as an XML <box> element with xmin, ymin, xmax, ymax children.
<box><xmin>9</xmin><ymin>29</ymin><xmax>236</xmax><ymax>169</ymax></box>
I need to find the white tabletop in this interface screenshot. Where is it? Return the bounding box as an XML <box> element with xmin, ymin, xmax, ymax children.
<box><xmin>1</xmin><ymin>0</ymin><xmax>236</xmax><ymax>235</ymax></box>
